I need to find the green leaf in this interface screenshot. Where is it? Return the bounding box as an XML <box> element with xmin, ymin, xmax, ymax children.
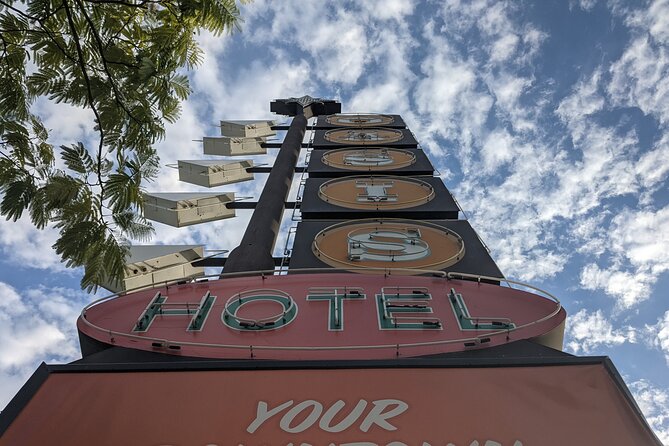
<box><xmin>0</xmin><ymin>178</ymin><xmax>34</xmax><ymax>221</ymax></box>
<box><xmin>106</xmin><ymin>171</ymin><xmax>134</xmax><ymax>211</ymax></box>
<box><xmin>170</xmin><ymin>74</ymin><xmax>191</xmax><ymax>100</ymax></box>
<box><xmin>112</xmin><ymin>209</ymin><xmax>154</xmax><ymax>241</ymax></box>
<box><xmin>61</xmin><ymin>142</ymin><xmax>95</xmax><ymax>175</ymax></box>
<box><xmin>1</xmin><ymin>0</ymin><xmax>244</xmax><ymax>292</ymax></box>
<box><xmin>44</xmin><ymin>174</ymin><xmax>82</xmax><ymax>209</ymax></box>
<box><xmin>29</xmin><ymin>186</ymin><xmax>50</xmax><ymax>229</ymax></box>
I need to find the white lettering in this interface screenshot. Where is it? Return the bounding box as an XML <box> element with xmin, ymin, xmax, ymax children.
<box><xmin>359</xmin><ymin>399</ymin><xmax>409</xmax><ymax>433</ymax></box>
<box><xmin>280</xmin><ymin>400</ymin><xmax>323</xmax><ymax>433</ymax></box>
<box><xmin>246</xmin><ymin>400</ymin><xmax>293</xmax><ymax>433</ymax></box>
<box><xmin>247</xmin><ymin>398</ymin><xmax>409</xmax><ymax>434</ymax></box>
<box><xmin>319</xmin><ymin>400</ymin><xmax>368</xmax><ymax>433</ymax></box>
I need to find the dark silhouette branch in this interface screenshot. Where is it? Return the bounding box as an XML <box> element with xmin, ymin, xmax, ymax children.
<box><xmin>61</xmin><ymin>0</ymin><xmax>107</xmax><ymax>215</ymax></box>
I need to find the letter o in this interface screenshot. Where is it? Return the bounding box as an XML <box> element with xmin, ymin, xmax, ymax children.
<box><xmin>222</xmin><ymin>294</ymin><xmax>298</xmax><ymax>331</ymax></box>
<box><xmin>280</xmin><ymin>400</ymin><xmax>323</xmax><ymax>433</ymax></box>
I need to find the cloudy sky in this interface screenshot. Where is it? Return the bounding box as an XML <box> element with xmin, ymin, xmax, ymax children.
<box><xmin>1</xmin><ymin>0</ymin><xmax>669</xmax><ymax>442</ymax></box>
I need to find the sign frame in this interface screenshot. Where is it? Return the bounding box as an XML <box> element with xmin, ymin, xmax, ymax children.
<box><xmin>0</xmin><ymin>357</ymin><xmax>661</xmax><ymax>445</ymax></box>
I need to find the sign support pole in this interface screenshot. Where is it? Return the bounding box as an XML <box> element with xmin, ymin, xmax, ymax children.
<box><xmin>223</xmin><ymin>96</ymin><xmax>340</xmax><ymax>274</ymax></box>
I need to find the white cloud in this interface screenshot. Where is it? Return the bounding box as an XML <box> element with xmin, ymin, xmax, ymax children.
<box><xmin>450</xmin><ymin>138</ymin><xmax>571</xmax><ymax>281</ymax></box>
<box><xmin>438</xmin><ymin>0</ymin><xmax>546</xmax><ymax>64</ymax></box>
<box><xmin>487</xmin><ymin>73</ymin><xmax>535</xmax><ymax>132</ymax></box>
<box><xmin>407</xmin><ymin>0</ymin><xmax>669</xmax><ymax>299</ymax></box>
<box><xmin>405</xmin><ymin>1</ymin><xmax>584</xmax><ymax>284</ymax></box>
<box><xmin>573</xmin><ymin>211</ymin><xmax>611</xmax><ymax>257</ymax></box>
<box><xmin>521</xmin><ymin>27</ymin><xmax>546</xmax><ymax>57</ymax></box>
<box><xmin>579</xmin><ymin>206</ymin><xmax>669</xmax><ymax>308</ymax></box>
<box><xmin>413</xmin><ymin>24</ymin><xmax>493</xmax><ymax>164</ymax></box>
<box><xmin>635</xmin><ymin>132</ymin><xmax>669</xmax><ymax>194</ymax></box>
<box><xmin>552</xmin><ymin>73</ymin><xmax>641</xmax><ymax>219</ymax></box>
<box><xmin>0</xmin><ymin>282</ymin><xmax>87</xmax><ymax>407</ymax></box>
<box><xmin>574</xmin><ymin>0</ymin><xmax>598</xmax><ymax>11</ymax></box>
<box><xmin>480</xmin><ymin>128</ymin><xmax>517</xmax><ymax>173</ymax></box>
<box><xmin>545</xmin><ymin>1</ymin><xmax>669</xmax><ymax>306</ymax></box>
<box><xmin>196</xmin><ymin>57</ymin><xmax>315</xmax><ymax>122</ymax></box>
<box><xmin>348</xmin><ymin>16</ymin><xmax>417</xmax><ymax>116</ymax></box>
<box><xmin>350</xmin><ymin>80</ymin><xmax>410</xmax><ymax>114</ymax></box>
<box><xmin>360</xmin><ymin>0</ymin><xmax>415</xmax><ymax>21</ymax></box>
<box><xmin>616</xmin><ymin>209</ymin><xmax>669</xmax><ymax>270</ymax></box>
<box><xmin>629</xmin><ymin>379</ymin><xmax>669</xmax><ymax>444</ymax></box>
<box><xmin>494</xmin><ymin>246</ymin><xmax>566</xmax><ymax>282</ymax></box>
<box><xmin>0</xmin><ymin>215</ymin><xmax>67</xmax><ymax>271</ymax></box>
<box><xmin>608</xmin><ymin>31</ymin><xmax>669</xmax><ymax>127</ymax></box>
<box><xmin>440</xmin><ymin>0</ymin><xmax>508</xmax><ymax>37</ymax></box>
<box><xmin>564</xmin><ymin>308</ymin><xmax>636</xmax><ymax>354</ymax></box>
<box><xmin>490</xmin><ymin>33</ymin><xmax>520</xmax><ymax>63</ymax></box>
<box><xmin>32</xmin><ymin>98</ymin><xmax>97</xmax><ymax>148</ymax></box>
<box><xmin>624</xmin><ymin>0</ymin><xmax>669</xmax><ymax>44</ymax></box>
<box><xmin>646</xmin><ymin>310</ymin><xmax>669</xmax><ymax>367</ymax></box>
<box><xmin>579</xmin><ymin>264</ymin><xmax>653</xmax><ymax>308</ymax></box>
<box><xmin>647</xmin><ymin>0</ymin><xmax>669</xmax><ymax>43</ymax></box>
<box><xmin>306</xmin><ymin>21</ymin><xmax>368</xmax><ymax>85</ymax></box>
<box><xmin>536</xmin><ymin>123</ymin><xmax>639</xmax><ymax>223</ymax></box>
<box><xmin>556</xmin><ymin>70</ymin><xmax>605</xmax><ymax>125</ymax></box>
<box><xmin>243</xmin><ymin>2</ymin><xmax>378</xmax><ymax>85</ymax></box>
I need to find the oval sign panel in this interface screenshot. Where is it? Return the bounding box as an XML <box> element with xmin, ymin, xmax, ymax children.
<box><xmin>324</xmin><ymin>128</ymin><xmax>404</xmax><ymax>145</ymax></box>
<box><xmin>78</xmin><ymin>273</ymin><xmax>565</xmax><ymax>360</ymax></box>
<box><xmin>318</xmin><ymin>175</ymin><xmax>435</xmax><ymax>210</ymax></box>
<box><xmin>321</xmin><ymin>147</ymin><xmax>417</xmax><ymax>171</ymax></box>
<box><xmin>312</xmin><ymin>219</ymin><xmax>465</xmax><ymax>272</ymax></box>
<box><xmin>325</xmin><ymin>113</ymin><xmax>395</xmax><ymax>127</ymax></box>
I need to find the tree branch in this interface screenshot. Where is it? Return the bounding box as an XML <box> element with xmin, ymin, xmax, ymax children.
<box><xmin>0</xmin><ymin>0</ymin><xmax>39</xmax><ymax>21</ymax></box>
<box><xmin>60</xmin><ymin>0</ymin><xmax>106</xmax><ymax>209</ymax></box>
<box><xmin>0</xmin><ymin>1</ymin><xmax>81</xmax><ymax>68</ymax></box>
<box><xmin>82</xmin><ymin>0</ymin><xmax>156</xmax><ymax>8</ymax></box>
<box><xmin>74</xmin><ymin>0</ymin><xmax>145</xmax><ymax>126</ymax></box>
<box><xmin>0</xmin><ymin>33</ymin><xmax>22</xmax><ymax>85</ymax></box>
<box><xmin>105</xmin><ymin>9</ymin><xmax>139</xmax><ymax>52</ymax></box>
<box><xmin>0</xmin><ymin>149</ymin><xmax>30</xmax><ymax>174</ymax></box>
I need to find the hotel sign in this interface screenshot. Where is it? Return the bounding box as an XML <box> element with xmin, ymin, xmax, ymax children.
<box><xmin>78</xmin><ymin>273</ymin><xmax>565</xmax><ymax>360</ymax></box>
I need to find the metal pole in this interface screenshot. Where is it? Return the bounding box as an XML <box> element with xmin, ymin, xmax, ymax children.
<box><xmin>222</xmin><ymin>113</ymin><xmax>308</xmax><ymax>273</ymax></box>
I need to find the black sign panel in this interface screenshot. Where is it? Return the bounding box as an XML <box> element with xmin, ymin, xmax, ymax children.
<box><xmin>300</xmin><ymin>176</ymin><xmax>460</xmax><ymax>220</ymax></box>
<box><xmin>307</xmin><ymin>148</ymin><xmax>434</xmax><ymax>177</ymax></box>
<box><xmin>289</xmin><ymin>219</ymin><xmax>503</xmax><ymax>279</ymax></box>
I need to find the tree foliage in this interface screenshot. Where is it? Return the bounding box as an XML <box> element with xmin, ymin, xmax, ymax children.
<box><xmin>0</xmin><ymin>0</ymin><xmax>243</xmax><ymax>291</ymax></box>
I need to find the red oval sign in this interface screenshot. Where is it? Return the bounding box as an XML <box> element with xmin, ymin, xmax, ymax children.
<box><xmin>78</xmin><ymin>273</ymin><xmax>565</xmax><ymax>360</ymax></box>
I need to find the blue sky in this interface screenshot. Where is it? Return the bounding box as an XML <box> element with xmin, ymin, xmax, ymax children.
<box><xmin>1</xmin><ymin>0</ymin><xmax>669</xmax><ymax>442</ymax></box>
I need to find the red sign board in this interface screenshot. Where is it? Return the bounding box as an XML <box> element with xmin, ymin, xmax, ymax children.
<box><xmin>78</xmin><ymin>273</ymin><xmax>565</xmax><ymax>360</ymax></box>
<box><xmin>0</xmin><ymin>364</ymin><xmax>659</xmax><ymax>445</ymax></box>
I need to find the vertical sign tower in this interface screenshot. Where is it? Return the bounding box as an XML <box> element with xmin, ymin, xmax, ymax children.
<box><xmin>0</xmin><ymin>100</ymin><xmax>661</xmax><ymax>446</ymax></box>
